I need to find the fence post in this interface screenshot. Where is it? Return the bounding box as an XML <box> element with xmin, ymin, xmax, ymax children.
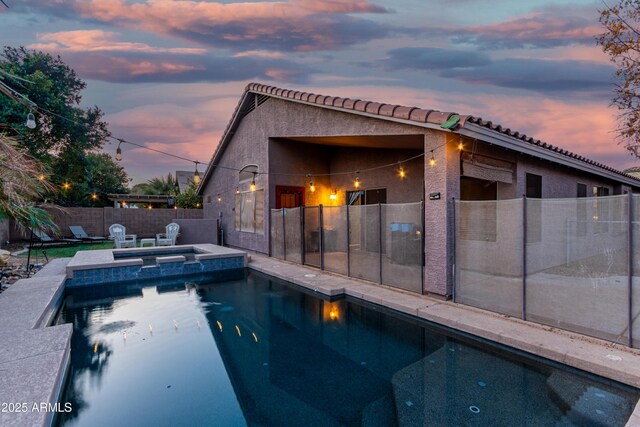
<box><xmin>451</xmin><ymin>198</ymin><xmax>455</xmax><ymax>302</ymax></box>
<box><xmin>628</xmin><ymin>191</ymin><xmax>634</xmax><ymax>348</ymax></box>
<box><xmin>346</xmin><ymin>205</ymin><xmax>351</xmax><ymax>277</ymax></box>
<box><xmin>378</xmin><ymin>202</ymin><xmax>383</xmax><ymax>284</ymax></box>
<box><xmin>522</xmin><ymin>195</ymin><xmax>528</xmax><ymax>321</ymax></box>
<box><xmin>282</xmin><ymin>208</ymin><xmax>287</xmax><ymax>261</ymax></box>
<box><xmin>299</xmin><ymin>207</ymin><xmax>304</xmax><ymax>265</ymax></box>
<box><xmin>301</xmin><ymin>206</ymin><xmax>306</xmax><ymax>265</ymax></box>
<box><xmin>268</xmin><ymin>208</ymin><xmax>272</xmax><ymax>257</ymax></box>
<box><xmin>319</xmin><ymin>205</ymin><xmax>325</xmax><ymax>270</ymax></box>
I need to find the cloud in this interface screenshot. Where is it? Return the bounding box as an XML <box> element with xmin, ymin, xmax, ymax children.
<box><xmin>446</xmin><ymin>7</ymin><xmax>601</xmax><ymax>49</ymax></box>
<box><xmin>52</xmin><ymin>50</ymin><xmax>309</xmax><ymax>83</ymax></box>
<box><xmin>385</xmin><ymin>47</ymin><xmax>491</xmax><ymax>70</ymax></box>
<box><xmin>25</xmin><ymin>30</ymin><xmax>310</xmax><ymax>84</ymax></box>
<box><xmin>21</xmin><ymin>0</ymin><xmax>391</xmax><ymax>52</ymax></box>
<box><xmin>28</xmin><ymin>30</ymin><xmax>206</xmax><ymax>54</ymax></box>
<box><xmin>445</xmin><ymin>58</ymin><xmax>614</xmax><ymax>93</ymax></box>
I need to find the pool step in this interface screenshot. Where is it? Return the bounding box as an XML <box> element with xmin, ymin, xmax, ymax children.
<box><xmin>548</xmin><ymin>371</ymin><xmax>633</xmax><ymax>426</ymax></box>
<box><xmin>361</xmin><ymin>395</ymin><xmax>397</xmax><ymax>427</ymax></box>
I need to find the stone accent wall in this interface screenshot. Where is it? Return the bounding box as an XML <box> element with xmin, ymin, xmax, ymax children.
<box><xmin>10</xmin><ymin>207</ymin><xmax>203</xmax><ymax>241</ymax></box>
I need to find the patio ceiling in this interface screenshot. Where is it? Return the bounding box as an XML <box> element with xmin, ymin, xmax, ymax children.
<box><xmin>277</xmin><ymin>134</ymin><xmax>424</xmax><ymax>150</ymax></box>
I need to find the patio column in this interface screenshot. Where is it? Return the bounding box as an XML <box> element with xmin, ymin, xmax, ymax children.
<box><xmin>423</xmin><ymin>132</ymin><xmax>460</xmax><ymax>298</ymax></box>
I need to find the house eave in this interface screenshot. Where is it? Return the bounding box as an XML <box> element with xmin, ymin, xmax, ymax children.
<box><xmin>459</xmin><ymin>123</ymin><xmax>640</xmax><ymax>188</ymax></box>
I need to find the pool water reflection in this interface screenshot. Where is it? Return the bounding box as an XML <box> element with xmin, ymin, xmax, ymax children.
<box><xmin>56</xmin><ymin>271</ymin><xmax>639</xmax><ymax>426</ymax></box>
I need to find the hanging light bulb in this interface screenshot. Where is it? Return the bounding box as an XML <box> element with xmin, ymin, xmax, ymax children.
<box><xmin>429</xmin><ymin>151</ymin><xmax>436</xmax><ymax>167</ymax></box>
<box><xmin>329</xmin><ymin>190</ymin><xmax>337</xmax><ymax>200</ymax></box>
<box><xmin>309</xmin><ymin>176</ymin><xmax>315</xmax><ymax>192</ymax></box>
<box><xmin>193</xmin><ymin>161</ymin><xmax>201</xmax><ymax>184</ymax></box>
<box><xmin>250</xmin><ymin>173</ymin><xmax>257</xmax><ymax>192</ymax></box>
<box><xmin>25</xmin><ymin>111</ymin><xmax>36</xmax><ymax>129</ymax></box>
<box><xmin>398</xmin><ymin>165</ymin><xmax>406</xmax><ymax>179</ymax></box>
<box><xmin>236</xmin><ymin>187</ymin><xmax>240</xmax><ymax>194</ymax></box>
<box><xmin>217</xmin><ymin>194</ymin><xmax>222</xmax><ymax>202</ymax></box>
<box><xmin>354</xmin><ymin>175</ymin><xmax>360</xmax><ymax>189</ymax></box>
<box><xmin>115</xmin><ymin>141</ymin><xmax>123</xmax><ymax>162</ymax></box>
<box><xmin>457</xmin><ymin>140</ymin><xmax>464</xmax><ymax>151</ymax></box>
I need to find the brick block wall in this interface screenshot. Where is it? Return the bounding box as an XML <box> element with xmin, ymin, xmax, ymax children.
<box><xmin>9</xmin><ymin>207</ymin><xmax>203</xmax><ymax>241</ymax></box>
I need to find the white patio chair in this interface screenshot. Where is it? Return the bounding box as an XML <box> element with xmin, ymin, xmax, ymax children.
<box><xmin>108</xmin><ymin>224</ymin><xmax>137</xmax><ymax>248</ymax></box>
<box><xmin>156</xmin><ymin>222</ymin><xmax>180</xmax><ymax>246</ymax></box>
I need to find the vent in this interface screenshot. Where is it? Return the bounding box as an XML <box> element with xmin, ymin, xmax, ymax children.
<box><xmin>240</xmin><ymin>93</ymin><xmax>271</xmax><ymax>119</ymax></box>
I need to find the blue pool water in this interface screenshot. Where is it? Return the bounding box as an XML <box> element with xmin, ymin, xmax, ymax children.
<box><xmin>55</xmin><ymin>271</ymin><xmax>639</xmax><ymax>426</ymax></box>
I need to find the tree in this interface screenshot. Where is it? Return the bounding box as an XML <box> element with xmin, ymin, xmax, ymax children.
<box><xmin>131</xmin><ymin>173</ymin><xmax>178</xmax><ymax>195</ymax></box>
<box><xmin>56</xmin><ymin>153</ymin><xmax>130</xmax><ymax>207</ymax></box>
<box><xmin>598</xmin><ymin>1</ymin><xmax>640</xmax><ymax>155</ymax></box>
<box><xmin>0</xmin><ymin>134</ymin><xmax>56</xmax><ymax>233</ymax></box>
<box><xmin>174</xmin><ymin>184</ymin><xmax>202</xmax><ymax>209</ymax></box>
<box><xmin>0</xmin><ymin>46</ymin><xmax>127</xmax><ymax>205</ymax></box>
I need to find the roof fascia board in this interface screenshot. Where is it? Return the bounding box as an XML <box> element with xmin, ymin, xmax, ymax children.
<box><xmin>197</xmin><ymin>91</ymin><xmax>252</xmax><ymax>194</ymax></box>
<box><xmin>460</xmin><ymin>123</ymin><xmax>640</xmax><ymax>187</ymax></box>
<box><xmin>259</xmin><ymin>92</ymin><xmax>446</xmax><ymax>133</ymax></box>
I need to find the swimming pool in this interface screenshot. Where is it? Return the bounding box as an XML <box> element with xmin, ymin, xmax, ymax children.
<box><xmin>55</xmin><ymin>270</ymin><xmax>639</xmax><ymax>426</ymax></box>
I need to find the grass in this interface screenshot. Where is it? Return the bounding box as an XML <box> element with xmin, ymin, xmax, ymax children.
<box><xmin>18</xmin><ymin>241</ymin><xmax>114</xmax><ymax>260</ymax></box>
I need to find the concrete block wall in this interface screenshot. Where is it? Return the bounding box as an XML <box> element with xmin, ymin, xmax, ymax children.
<box><xmin>10</xmin><ymin>207</ymin><xmax>203</xmax><ymax>241</ymax></box>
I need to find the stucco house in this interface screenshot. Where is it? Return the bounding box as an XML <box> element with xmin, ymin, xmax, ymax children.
<box><xmin>198</xmin><ymin>83</ymin><xmax>640</xmax><ymax>299</ymax></box>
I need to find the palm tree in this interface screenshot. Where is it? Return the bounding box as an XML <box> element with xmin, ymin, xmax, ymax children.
<box><xmin>0</xmin><ymin>134</ymin><xmax>57</xmax><ymax>233</ymax></box>
<box><xmin>131</xmin><ymin>173</ymin><xmax>178</xmax><ymax>195</ymax></box>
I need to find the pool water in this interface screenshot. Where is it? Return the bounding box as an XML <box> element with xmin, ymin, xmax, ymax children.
<box><xmin>56</xmin><ymin>271</ymin><xmax>639</xmax><ymax>426</ymax></box>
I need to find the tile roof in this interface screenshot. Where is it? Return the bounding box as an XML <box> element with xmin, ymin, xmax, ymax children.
<box><xmin>245</xmin><ymin>82</ymin><xmax>640</xmax><ymax>183</ymax></box>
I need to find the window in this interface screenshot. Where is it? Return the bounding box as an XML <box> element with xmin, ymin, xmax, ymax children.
<box><xmin>577</xmin><ymin>183</ymin><xmax>587</xmax><ymax>236</ymax></box>
<box><xmin>235</xmin><ymin>189</ymin><xmax>264</xmax><ymax>234</ymax></box>
<box><xmin>525</xmin><ymin>174</ymin><xmax>542</xmax><ymax>243</ymax></box>
<box><xmin>525</xmin><ymin>173</ymin><xmax>542</xmax><ymax>198</ymax></box>
<box><xmin>238</xmin><ymin>164</ymin><xmax>258</xmax><ymax>183</ymax></box>
<box><xmin>346</xmin><ymin>188</ymin><xmax>387</xmax><ymax>205</ymax></box>
<box><xmin>459</xmin><ymin>177</ymin><xmax>497</xmax><ymax>242</ymax></box>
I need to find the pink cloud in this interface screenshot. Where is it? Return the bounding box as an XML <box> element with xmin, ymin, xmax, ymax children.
<box><xmin>30</xmin><ymin>0</ymin><xmax>390</xmax><ymax>51</ymax></box>
<box><xmin>28</xmin><ymin>30</ymin><xmax>206</xmax><ymax>54</ymax></box>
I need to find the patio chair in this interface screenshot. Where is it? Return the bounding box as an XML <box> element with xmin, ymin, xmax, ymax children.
<box><xmin>69</xmin><ymin>226</ymin><xmax>107</xmax><ymax>243</ymax></box>
<box><xmin>29</xmin><ymin>228</ymin><xmax>81</xmax><ymax>246</ymax></box>
<box><xmin>156</xmin><ymin>223</ymin><xmax>180</xmax><ymax>246</ymax></box>
<box><xmin>108</xmin><ymin>224</ymin><xmax>137</xmax><ymax>249</ymax></box>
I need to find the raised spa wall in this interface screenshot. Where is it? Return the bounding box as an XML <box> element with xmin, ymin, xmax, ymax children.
<box><xmin>65</xmin><ymin>244</ymin><xmax>247</xmax><ymax>287</ymax></box>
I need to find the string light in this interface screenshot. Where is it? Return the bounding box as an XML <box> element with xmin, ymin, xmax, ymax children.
<box><xmin>193</xmin><ymin>161</ymin><xmax>201</xmax><ymax>184</ymax></box>
<box><xmin>25</xmin><ymin>111</ymin><xmax>36</xmax><ymax>129</ymax></box>
<box><xmin>147</xmin><ymin>204</ymin><xmax>153</xmax><ymax>210</ymax></box>
<box><xmin>38</xmin><ymin>174</ymin><xmax>45</xmax><ymax>181</ymax></box>
<box><xmin>250</xmin><ymin>173</ymin><xmax>257</xmax><ymax>192</ymax></box>
<box><xmin>429</xmin><ymin>151</ymin><xmax>436</xmax><ymax>167</ymax></box>
<box><xmin>236</xmin><ymin>187</ymin><xmax>240</xmax><ymax>194</ymax></box>
<box><xmin>91</xmin><ymin>193</ymin><xmax>98</xmax><ymax>200</ymax></box>
<box><xmin>217</xmin><ymin>194</ymin><xmax>222</xmax><ymax>202</ymax></box>
<box><xmin>354</xmin><ymin>174</ymin><xmax>360</xmax><ymax>189</ymax></box>
<box><xmin>115</xmin><ymin>140</ymin><xmax>123</xmax><ymax>162</ymax></box>
<box><xmin>329</xmin><ymin>190</ymin><xmax>337</xmax><ymax>200</ymax></box>
<box><xmin>62</xmin><ymin>182</ymin><xmax>71</xmax><ymax>190</ymax></box>
<box><xmin>457</xmin><ymin>140</ymin><xmax>464</xmax><ymax>151</ymax></box>
<box><xmin>308</xmin><ymin>175</ymin><xmax>315</xmax><ymax>192</ymax></box>
<box><xmin>398</xmin><ymin>165</ymin><xmax>406</xmax><ymax>179</ymax></box>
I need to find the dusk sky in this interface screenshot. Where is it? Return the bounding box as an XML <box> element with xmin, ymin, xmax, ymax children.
<box><xmin>2</xmin><ymin>0</ymin><xmax>638</xmax><ymax>184</ymax></box>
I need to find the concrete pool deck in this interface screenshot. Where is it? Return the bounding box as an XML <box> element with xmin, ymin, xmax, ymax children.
<box><xmin>1</xmin><ymin>247</ymin><xmax>640</xmax><ymax>426</ymax></box>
